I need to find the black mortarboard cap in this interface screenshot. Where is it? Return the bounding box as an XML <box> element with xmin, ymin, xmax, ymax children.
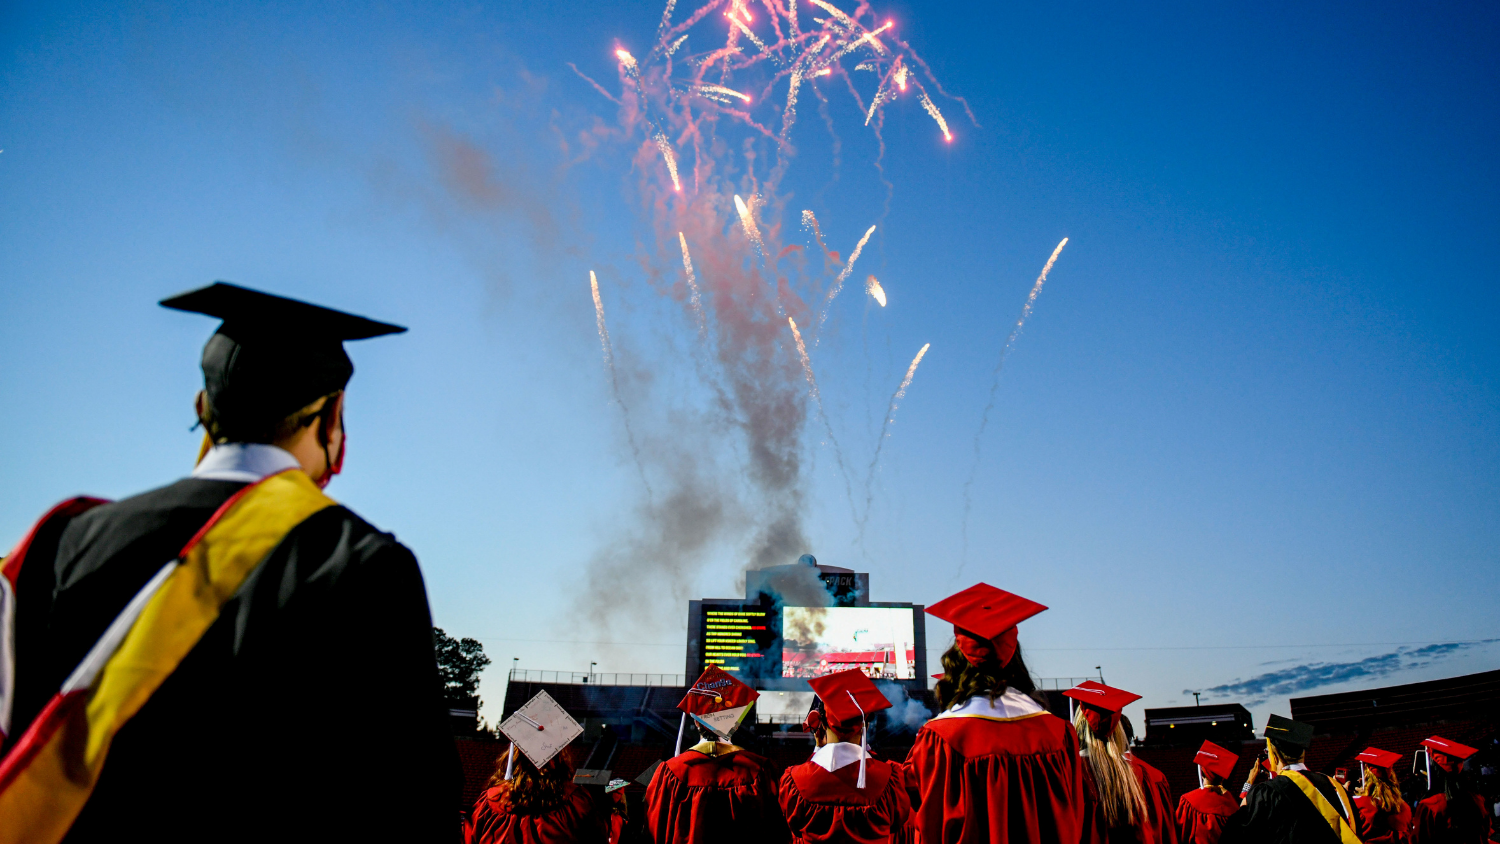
<box><xmin>161</xmin><ymin>282</ymin><xmax>405</xmax><ymax>442</ymax></box>
<box><xmin>1264</xmin><ymin>713</ymin><xmax>1315</xmax><ymax>749</ymax></box>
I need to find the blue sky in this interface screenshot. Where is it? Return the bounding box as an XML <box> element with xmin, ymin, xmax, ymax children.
<box><xmin>3</xmin><ymin>0</ymin><xmax>1497</xmax><ymax>732</ymax></box>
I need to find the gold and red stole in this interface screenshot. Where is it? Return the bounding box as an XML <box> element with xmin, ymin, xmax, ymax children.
<box><xmin>0</xmin><ymin>469</ymin><xmax>334</xmax><ymax>844</ymax></box>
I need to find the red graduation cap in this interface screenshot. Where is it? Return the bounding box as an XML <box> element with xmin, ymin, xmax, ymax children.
<box><xmin>678</xmin><ymin>665</ymin><xmax>758</xmax><ymax>715</ymax></box>
<box><xmin>807</xmin><ymin>669</ymin><xmax>891</xmax><ymax>790</ymax></box>
<box><xmin>1354</xmin><ymin>747</ymin><xmax>1402</xmax><ymax>770</ymax></box>
<box><xmin>1422</xmin><ymin>736</ymin><xmax>1478</xmax><ymax>763</ymax></box>
<box><xmin>1193</xmin><ymin>740</ymin><xmax>1238</xmax><ymax>781</ymax></box>
<box><xmin>1062</xmin><ymin>681</ymin><xmax>1141</xmax><ymax>737</ymax></box>
<box><xmin>926</xmin><ymin>583</ymin><xmax>1047</xmax><ymax>667</ymax></box>
<box><xmin>1062</xmin><ymin>681</ymin><xmax>1141</xmax><ymax>713</ymax></box>
<box><xmin>809</xmin><ymin>669</ymin><xmax>892</xmax><ymax>727</ymax></box>
<box><xmin>674</xmin><ymin>666</ymin><xmax>759</xmax><ymax>755</ymax></box>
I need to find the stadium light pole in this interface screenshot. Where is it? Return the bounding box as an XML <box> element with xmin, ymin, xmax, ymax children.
<box><xmin>590</xmin><ymin>661</ymin><xmax>597</xmax><ymax>684</ymax></box>
<box><xmin>1194</xmin><ymin>692</ymin><xmax>1200</xmax><ymax>707</ymax></box>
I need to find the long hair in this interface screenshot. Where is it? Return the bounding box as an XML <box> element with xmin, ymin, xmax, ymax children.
<box><xmin>486</xmin><ymin>747</ymin><xmax>573</xmax><ymax>817</ymax></box>
<box><xmin>934</xmin><ymin>642</ymin><xmax>1043</xmax><ymax>712</ymax></box>
<box><xmin>1358</xmin><ymin>764</ymin><xmax>1402</xmax><ymax>814</ymax></box>
<box><xmin>1073</xmin><ymin>708</ymin><xmax>1149</xmax><ymax>829</ymax></box>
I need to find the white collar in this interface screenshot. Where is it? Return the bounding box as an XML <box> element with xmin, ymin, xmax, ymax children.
<box><xmin>810</xmin><ymin>742</ymin><xmax>866</xmax><ymax>773</ymax></box>
<box><xmin>192</xmin><ymin>443</ymin><xmax>302</xmax><ymax>483</ymax></box>
<box><xmin>1285</xmin><ymin>763</ymin><xmax>1308</xmax><ymax>772</ymax></box>
<box><xmin>934</xmin><ymin>688</ymin><xmax>1045</xmax><ymax>721</ymax></box>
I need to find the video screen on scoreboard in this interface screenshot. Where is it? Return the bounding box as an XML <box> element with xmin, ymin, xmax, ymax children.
<box><xmin>781</xmin><ymin>606</ymin><xmax>918</xmax><ymax>680</ymax></box>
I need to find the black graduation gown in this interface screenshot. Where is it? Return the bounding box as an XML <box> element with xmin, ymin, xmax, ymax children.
<box><xmin>1220</xmin><ymin>772</ymin><xmax>1365</xmax><ymax>844</ymax></box>
<box><xmin>9</xmin><ymin>476</ymin><xmax>461</xmax><ymax>843</ymax></box>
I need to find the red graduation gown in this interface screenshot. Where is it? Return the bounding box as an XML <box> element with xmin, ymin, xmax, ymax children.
<box><xmin>902</xmin><ymin>707</ymin><xmax>1085</xmax><ymax>844</ymax></box>
<box><xmin>645</xmin><ymin>745</ymin><xmax>790</xmax><ymax>844</ymax></box>
<box><xmin>1175</xmin><ymin>788</ymin><xmax>1239</xmax><ymax>844</ymax></box>
<box><xmin>1411</xmin><ymin>792</ymin><xmax>1492</xmax><ymax>844</ymax></box>
<box><xmin>467</xmin><ymin>781</ymin><xmax>607</xmax><ymax>844</ymax></box>
<box><xmin>1081</xmin><ymin>756</ymin><xmax>1180</xmax><ymax>844</ymax></box>
<box><xmin>779</xmin><ymin>753</ymin><xmax>913</xmax><ymax>843</ymax></box>
<box><xmin>1353</xmin><ymin>795</ymin><xmax>1412</xmax><ymax>844</ymax></box>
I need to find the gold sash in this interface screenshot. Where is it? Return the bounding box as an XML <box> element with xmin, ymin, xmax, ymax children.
<box><xmin>1280</xmin><ymin>769</ymin><xmax>1361</xmax><ymax>844</ymax></box>
<box><xmin>0</xmin><ymin>470</ymin><xmax>333</xmax><ymax>844</ymax></box>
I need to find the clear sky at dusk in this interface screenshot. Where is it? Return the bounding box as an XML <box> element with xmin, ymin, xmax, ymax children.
<box><xmin>3</xmin><ymin>0</ymin><xmax>1498</xmax><ymax>732</ymax></box>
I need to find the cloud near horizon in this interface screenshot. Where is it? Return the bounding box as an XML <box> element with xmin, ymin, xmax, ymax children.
<box><xmin>1188</xmin><ymin>640</ymin><xmax>1499</xmax><ymax>705</ymax></box>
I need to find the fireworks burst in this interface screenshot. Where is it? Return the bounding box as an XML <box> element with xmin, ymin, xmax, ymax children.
<box><xmin>866</xmin><ymin>275</ymin><xmax>886</xmax><ymax>307</ymax></box>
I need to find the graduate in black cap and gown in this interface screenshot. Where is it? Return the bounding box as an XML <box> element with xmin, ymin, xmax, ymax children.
<box><xmin>1221</xmin><ymin>715</ymin><xmax>1363</xmax><ymax>844</ymax></box>
<box><xmin>0</xmin><ymin>282</ymin><xmax>459</xmax><ymax>844</ymax></box>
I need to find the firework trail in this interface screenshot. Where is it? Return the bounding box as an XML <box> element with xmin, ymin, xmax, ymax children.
<box><xmin>866</xmin><ymin>275</ymin><xmax>886</xmax><ymax>307</ymax></box>
<box><xmin>693</xmin><ymin>84</ymin><xmax>752</xmax><ymax>103</ymax></box>
<box><xmin>957</xmin><ymin>238</ymin><xmax>1069</xmax><ymax>577</ymax></box>
<box><xmin>789</xmin><ymin>317</ymin><xmax>860</xmax><ymax>526</ymax></box>
<box><xmin>917</xmin><ymin>87</ymin><xmax>952</xmax><ymax>142</ymax></box>
<box><xmin>859</xmin><ymin>342</ymin><xmax>931</xmax><ymax>538</ymax></box>
<box><xmin>654</xmin><ymin>130</ymin><xmax>683</xmax><ymax>191</ymax></box>
<box><xmin>678</xmin><ymin>232</ymin><xmax>706</xmax><ymax>338</ymax></box>
<box><xmin>817</xmin><ymin>224</ymin><xmax>876</xmax><ymax>335</ymax></box>
<box><xmin>590</xmin><ymin>271</ymin><xmax>655</xmax><ymax>504</ymax></box>
<box><xmin>808</xmin><ymin>0</ymin><xmax>856</xmax><ymax>31</ymax></box>
<box><xmin>734</xmin><ymin>194</ymin><xmax>766</xmax><ymax>261</ymax></box>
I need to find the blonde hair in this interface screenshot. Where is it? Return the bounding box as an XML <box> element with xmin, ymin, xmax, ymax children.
<box><xmin>1358</xmin><ymin>763</ymin><xmax>1402</xmax><ymax>814</ymax></box>
<box><xmin>1073</xmin><ymin>708</ymin><xmax>1149</xmax><ymax>828</ymax></box>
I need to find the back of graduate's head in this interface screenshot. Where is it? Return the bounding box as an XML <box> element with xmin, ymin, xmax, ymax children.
<box><xmin>162</xmin><ymin>281</ymin><xmax>407</xmax><ymax>477</ymax></box>
<box><xmin>488</xmin><ymin>746</ymin><xmax>572</xmax><ymax>816</ymax></box>
<box><xmin>935</xmin><ymin>640</ymin><xmax>1040</xmax><ymax>712</ymax></box>
<box><xmin>1267</xmin><ymin>736</ymin><xmax>1306</xmax><ymax>766</ymax></box>
<box><xmin>1073</xmin><ymin>705</ymin><xmax>1149</xmax><ymax>828</ymax></box>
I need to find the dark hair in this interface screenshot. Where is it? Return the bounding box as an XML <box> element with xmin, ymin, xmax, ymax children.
<box><xmin>202</xmin><ymin>391</ymin><xmax>340</xmax><ymax>445</ymax></box>
<box><xmin>934</xmin><ymin>641</ymin><xmax>1044</xmax><ymax>712</ymax></box>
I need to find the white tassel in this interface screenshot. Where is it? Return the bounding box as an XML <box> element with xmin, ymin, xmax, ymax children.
<box><xmin>504</xmin><ymin>743</ymin><xmax>516</xmax><ymax>780</ymax></box>
<box><xmin>675</xmin><ymin>712</ymin><xmax>687</xmax><ymax>756</ymax></box>
<box><xmin>1359</xmin><ymin>763</ymin><xmax>1365</xmax><ymax>790</ymax></box>
<box><xmin>1425</xmin><ymin>750</ymin><xmax>1431</xmax><ymax>791</ymax></box>
<box><xmin>1197</xmin><ymin>766</ymin><xmax>1204</xmax><ymax>789</ymax></box>
<box><xmin>848</xmin><ymin>690</ymin><xmax>868</xmax><ymax>789</ymax></box>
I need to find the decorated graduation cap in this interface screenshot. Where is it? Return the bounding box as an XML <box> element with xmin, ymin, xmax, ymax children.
<box><xmin>1354</xmin><ymin>747</ymin><xmax>1402</xmax><ymax>770</ymax></box>
<box><xmin>926</xmin><ymin>583</ymin><xmax>1047</xmax><ymax>668</ymax></box>
<box><xmin>674</xmin><ymin>666</ymin><xmax>759</xmax><ymax>755</ymax></box>
<box><xmin>1422</xmin><ymin>736</ymin><xmax>1478</xmax><ymax>772</ymax></box>
<box><xmin>498</xmin><ymin>690</ymin><xmax>584</xmax><ymax>781</ymax></box>
<box><xmin>807</xmin><ymin>669</ymin><xmax>893</xmax><ymax>789</ymax></box>
<box><xmin>1193</xmin><ymin>740</ymin><xmax>1238</xmax><ymax>781</ymax></box>
<box><xmin>1263</xmin><ymin>714</ymin><xmax>1315</xmax><ymax>750</ymax></box>
<box><xmin>161</xmin><ymin>282</ymin><xmax>405</xmax><ymax>443</ymax></box>
<box><xmin>1062</xmin><ymin>681</ymin><xmax>1141</xmax><ymax>737</ymax></box>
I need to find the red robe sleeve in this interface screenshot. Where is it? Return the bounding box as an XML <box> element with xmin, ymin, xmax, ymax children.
<box><xmin>902</xmin><ymin>712</ymin><xmax>1085</xmax><ymax>844</ymax></box>
<box><xmin>466</xmin><ymin>782</ymin><xmax>607</xmax><ymax>844</ymax></box>
<box><xmin>1174</xmin><ymin>789</ymin><xmax>1239</xmax><ymax>844</ymax></box>
<box><xmin>645</xmin><ymin>748</ymin><xmax>790</xmax><ymax>844</ymax></box>
<box><xmin>779</xmin><ymin>757</ymin><xmax>913</xmax><ymax>844</ymax></box>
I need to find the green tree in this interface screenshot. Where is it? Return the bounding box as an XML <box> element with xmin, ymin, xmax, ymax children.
<box><xmin>432</xmin><ymin>627</ymin><xmax>492</xmax><ymax>707</ymax></box>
